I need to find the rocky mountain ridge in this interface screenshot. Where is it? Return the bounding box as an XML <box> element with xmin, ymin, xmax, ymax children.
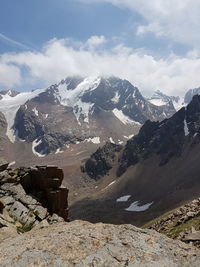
<box><xmin>0</xmin><ymin>76</ymin><xmax>176</xmax><ymax>158</ymax></box>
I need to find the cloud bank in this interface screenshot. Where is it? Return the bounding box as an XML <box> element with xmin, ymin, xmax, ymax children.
<box><xmin>1</xmin><ymin>37</ymin><xmax>200</xmax><ymax>96</ymax></box>
<box><xmin>80</xmin><ymin>0</ymin><xmax>200</xmax><ymax>48</ymax></box>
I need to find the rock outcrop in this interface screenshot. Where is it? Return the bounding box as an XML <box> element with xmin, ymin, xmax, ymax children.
<box><xmin>148</xmin><ymin>198</ymin><xmax>200</xmax><ymax>248</ymax></box>
<box><xmin>0</xmin><ymin>165</ymin><xmax>68</xmax><ymax>233</ymax></box>
<box><xmin>83</xmin><ymin>142</ymin><xmax>122</xmax><ymax>180</ymax></box>
<box><xmin>0</xmin><ymin>220</ymin><xmax>199</xmax><ymax>266</ymax></box>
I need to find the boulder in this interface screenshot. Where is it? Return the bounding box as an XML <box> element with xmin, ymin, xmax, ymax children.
<box><xmin>0</xmin><ymin>158</ymin><xmax>8</xmax><ymax>172</ymax></box>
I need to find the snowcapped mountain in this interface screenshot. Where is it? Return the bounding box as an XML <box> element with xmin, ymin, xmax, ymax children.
<box><xmin>72</xmin><ymin>94</ymin><xmax>200</xmax><ymax>226</ymax></box>
<box><xmin>0</xmin><ymin>76</ymin><xmax>176</xmax><ymax>161</ymax></box>
<box><xmin>148</xmin><ymin>90</ymin><xmax>184</xmax><ymax>111</ymax></box>
<box><xmin>184</xmin><ymin>87</ymin><xmax>200</xmax><ymax>104</ymax></box>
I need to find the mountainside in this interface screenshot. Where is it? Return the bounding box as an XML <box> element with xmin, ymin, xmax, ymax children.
<box><xmin>0</xmin><ymin>76</ymin><xmax>175</xmax><ymax>159</ymax></box>
<box><xmin>70</xmin><ymin>95</ymin><xmax>200</xmax><ymax>226</ymax></box>
<box><xmin>0</xmin><ymin>220</ymin><xmax>199</xmax><ymax>266</ymax></box>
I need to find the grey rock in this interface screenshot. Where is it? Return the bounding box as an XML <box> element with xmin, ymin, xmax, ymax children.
<box><xmin>0</xmin><ymin>220</ymin><xmax>199</xmax><ymax>266</ymax></box>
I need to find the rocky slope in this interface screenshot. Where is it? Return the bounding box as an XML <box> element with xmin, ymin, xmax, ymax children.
<box><xmin>70</xmin><ymin>95</ymin><xmax>200</xmax><ymax>226</ymax></box>
<box><xmin>0</xmin><ymin>220</ymin><xmax>199</xmax><ymax>266</ymax></box>
<box><xmin>147</xmin><ymin>198</ymin><xmax>200</xmax><ymax>248</ymax></box>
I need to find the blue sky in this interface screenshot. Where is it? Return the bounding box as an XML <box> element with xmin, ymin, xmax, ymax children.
<box><xmin>1</xmin><ymin>0</ymin><xmax>200</xmax><ymax>96</ymax></box>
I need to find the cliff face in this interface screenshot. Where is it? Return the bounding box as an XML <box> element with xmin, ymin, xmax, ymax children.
<box><xmin>0</xmin><ymin>164</ymin><xmax>68</xmax><ymax>235</ymax></box>
<box><xmin>0</xmin><ymin>220</ymin><xmax>199</xmax><ymax>266</ymax></box>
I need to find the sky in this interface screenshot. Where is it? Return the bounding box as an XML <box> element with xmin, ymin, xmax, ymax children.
<box><xmin>1</xmin><ymin>0</ymin><xmax>200</xmax><ymax>96</ymax></box>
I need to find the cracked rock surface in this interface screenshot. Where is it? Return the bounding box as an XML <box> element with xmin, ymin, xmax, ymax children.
<box><xmin>0</xmin><ymin>220</ymin><xmax>199</xmax><ymax>266</ymax></box>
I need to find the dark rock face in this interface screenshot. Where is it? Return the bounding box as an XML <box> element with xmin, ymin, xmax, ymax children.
<box><xmin>0</xmin><ymin>165</ymin><xmax>69</xmax><ymax>226</ymax></box>
<box><xmin>117</xmin><ymin>107</ymin><xmax>186</xmax><ymax>176</ymax></box>
<box><xmin>84</xmin><ymin>95</ymin><xmax>200</xmax><ymax>178</ymax></box>
<box><xmin>34</xmin><ymin>133</ymin><xmax>82</xmax><ymax>155</ymax></box>
<box><xmin>14</xmin><ymin>106</ymin><xmax>45</xmax><ymax>142</ymax></box>
<box><xmin>0</xmin><ymin>158</ymin><xmax>9</xmax><ymax>172</ymax></box>
<box><xmin>84</xmin><ymin>142</ymin><xmax>122</xmax><ymax>180</ymax></box>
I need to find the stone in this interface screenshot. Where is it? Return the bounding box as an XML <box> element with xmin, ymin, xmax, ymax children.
<box><xmin>183</xmin><ymin>232</ymin><xmax>200</xmax><ymax>242</ymax></box>
<box><xmin>0</xmin><ymin>200</ymin><xmax>4</xmax><ymax>213</ymax></box>
<box><xmin>0</xmin><ymin>220</ymin><xmax>199</xmax><ymax>266</ymax></box>
<box><xmin>0</xmin><ymin>158</ymin><xmax>8</xmax><ymax>172</ymax></box>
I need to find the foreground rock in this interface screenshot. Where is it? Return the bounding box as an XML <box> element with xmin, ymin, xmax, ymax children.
<box><xmin>0</xmin><ymin>165</ymin><xmax>68</xmax><ymax>235</ymax></box>
<box><xmin>0</xmin><ymin>220</ymin><xmax>199</xmax><ymax>266</ymax></box>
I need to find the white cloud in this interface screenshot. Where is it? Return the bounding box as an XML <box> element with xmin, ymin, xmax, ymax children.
<box><xmin>1</xmin><ymin>36</ymin><xmax>200</xmax><ymax>96</ymax></box>
<box><xmin>85</xmin><ymin>35</ymin><xmax>106</xmax><ymax>49</ymax></box>
<box><xmin>0</xmin><ymin>62</ymin><xmax>21</xmax><ymax>88</ymax></box>
<box><xmin>79</xmin><ymin>0</ymin><xmax>200</xmax><ymax>47</ymax></box>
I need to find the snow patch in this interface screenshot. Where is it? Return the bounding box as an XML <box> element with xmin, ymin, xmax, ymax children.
<box><xmin>8</xmin><ymin>161</ymin><xmax>16</xmax><ymax>167</ymax></box>
<box><xmin>55</xmin><ymin>148</ymin><xmax>64</xmax><ymax>154</ymax></box>
<box><xmin>113</xmin><ymin>109</ymin><xmax>141</xmax><ymax>125</ymax></box>
<box><xmin>116</xmin><ymin>195</ymin><xmax>131</xmax><ymax>202</ymax></box>
<box><xmin>184</xmin><ymin>119</ymin><xmax>189</xmax><ymax>136</ymax></box>
<box><xmin>173</xmin><ymin>98</ymin><xmax>185</xmax><ymax>111</ymax></box>
<box><xmin>124</xmin><ymin>134</ymin><xmax>134</xmax><ymax>139</ymax></box>
<box><xmin>0</xmin><ymin>88</ymin><xmax>46</xmax><ymax>143</ymax></box>
<box><xmin>104</xmin><ymin>180</ymin><xmax>116</xmax><ymax>189</ymax></box>
<box><xmin>149</xmin><ymin>99</ymin><xmax>166</xmax><ymax>106</ymax></box>
<box><xmin>111</xmin><ymin>91</ymin><xmax>120</xmax><ymax>104</ymax></box>
<box><xmin>84</xmin><ymin>137</ymin><xmax>100</xmax><ymax>144</ymax></box>
<box><xmin>125</xmin><ymin>201</ymin><xmax>153</xmax><ymax>212</ymax></box>
<box><xmin>109</xmin><ymin>137</ymin><xmax>115</xmax><ymax>144</ymax></box>
<box><xmin>55</xmin><ymin>77</ymin><xmax>101</xmax><ymax>124</ymax></box>
<box><xmin>32</xmin><ymin>139</ymin><xmax>46</xmax><ymax>157</ymax></box>
<box><xmin>32</xmin><ymin>107</ymin><xmax>39</xmax><ymax>116</ymax></box>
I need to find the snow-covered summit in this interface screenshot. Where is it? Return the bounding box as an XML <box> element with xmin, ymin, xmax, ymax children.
<box><xmin>148</xmin><ymin>90</ymin><xmax>184</xmax><ymax>111</ymax></box>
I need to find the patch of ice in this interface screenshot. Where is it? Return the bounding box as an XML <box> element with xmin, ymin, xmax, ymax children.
<box><xmin>55</xmin><ymin>77</ymin><xmax>101</xmax><ymax>124</ymax></box>
<box><xmin>116</xmin><ymin>195</ymin><xmax>131</xmax><ymax>202</ymax></box>
<box><xmin>105</xmin><ymin>180</ymin><xmax>116</xmax><ymax>189</ymax></box>
<box><xmin>55</xmin><ymin>148</ymin><xmax>64</xmax><ymax>154</ymax></box>
<box><xmin>113</xmin><ymin>109</ymin><xmax>141</xmax><ymax>125</ymax></box>
<box><xmin>0</xmin><ymin>88</ymin><xmax>46</xmax><ymax>143</ymax></box>
<box><xmin>125</xmin><ymin>201</ymin><xmax>153</xmax><ymax>212</ymax></box>
<box><xmin>194</xmin><ymin>133</ymin><xmax>198</xmax><ymax>137</ymax></box>
<box><xmin>184</xmin><ymin>119</ymin><xmax>189</xmax><ymax>136</ymax></box>
<box><xmin>173</xmin><ymin>98</ymin><xmax>185</xmax><ymax>111</ymax></box>
<box><xmin>149</xmin><ymin>99</ymin><xmax>166</xmax><ymax>106</ymax></box>
<box><xmin>109</xmin><ymin>137</ymin><xmax>115</xmax><ymax>144</ymax></box>
<box><xmin>111</xmin><ymin>91</ymin><xmax>120</xmax><ymax>104</ymax></box>
<box><xmin>118</xmin><ymin>140</ymin><xmax>123</xmax><ymax>144</ymax></box>
<box><xmin>8</xmin><ymin>161</ymin><xmax>16</xmax><ymax>167</ymax></box>
<box><xmin>124</xmin><ymin>134</ymin><xmax>134</xmax><ymax>139</ymax></box>
<box><xmin>32</xmin><ymin>107</ymin><xmax>39</xmax><ymax>116</ymax></box>
<box><xmin>84</xmin><ymin>137</ymin><xmax>100</xmax><ymax>144</ymax></box>
<box><xmin>32</xmin><ymin>139</ymin><xmax>46</xmax><ymax>157</ymax></box>
<box><xmin>44</xmin><ymin>114</ymin><xmax>48</xmax><ymax>119</ymax></box>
